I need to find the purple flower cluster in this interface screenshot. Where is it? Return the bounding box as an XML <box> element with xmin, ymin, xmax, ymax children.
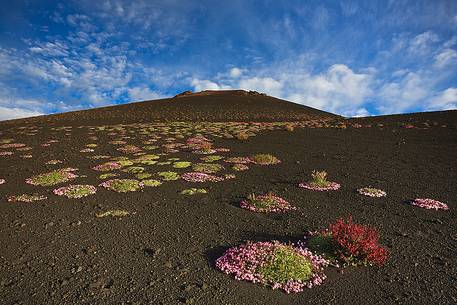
<box><xmin>216</xmin><ymin>241</ymin><xmax>328</xmax><ymax>293</ymax></box>
<box><xmin>181</xmin><ymin>172</ymin><xmax>225</xmax><ymax>183</ymax></box>
<box><xmin>53</xmin><ymin>184</ymin><xmax>97</xmax><ymax>198</ymax></box>
<box><xmin>299</xmin><ymin>182</ymin><xmax>341</xmax><ymax>191</ymax></box>
<box><xmin>409</xmin><ymin>198</ymin><xmax>449</xmax><ymax>210</ymax></box>
<box><xmin>240</xmin><ymin>195</ymin><xmax>296</xmax><ymax>213</ymax></box>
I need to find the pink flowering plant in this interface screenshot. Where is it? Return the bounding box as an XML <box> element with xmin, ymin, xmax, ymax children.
<box><xmin>53</xmin><ymin>184</ymin><xmax>97</xmax><ymax>199</ymax></box>
<box><xmin>357</xmin><ymin>187</ymin><xmax>387</xmax><ymax>197</ymax></box>
<box><xmin>299</xmin><ymin>170</ymin><xmax>340</xmax><ymax>191</ymax></box>
<box><xmin>240</xmin><ymin>193</ymin><xmax>296</xmax><ymax>213</ymax></box>
<box><xmin>181</xmin><ymin>172</ymin><xmax>225</xmax><ymax>182</ymax></box>
<box><xmin>216</xmin><ymin>241</ymin><xmax>328</xmax><ymax>293</ymax></box>
<box><xmin>408</xmin><ymin>198</ymin><xmax>449</xmax><ymax>210</ymax></box>
<box><xmin>8</xmin><ymin>193</ymin><xmax>47</xmax><ymax>203</ymax></box>
<box><xmin>0</xmin><ymin>178</ymin><xmax>5</xmax><ymax>185</ymax></box>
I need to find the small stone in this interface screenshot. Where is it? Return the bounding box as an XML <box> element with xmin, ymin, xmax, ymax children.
<box><xmin>164</xmin><ymin>261</ymin><xmax>172</xmax><ymax>268</ymax></box>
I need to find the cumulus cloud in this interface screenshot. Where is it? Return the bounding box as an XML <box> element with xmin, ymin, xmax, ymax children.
<box><xmin>190</xmin><ymin>64</ymin><xmax>373</xmax><ymax>117</ymax></box>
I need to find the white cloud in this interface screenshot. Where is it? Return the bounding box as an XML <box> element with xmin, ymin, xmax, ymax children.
<box><xmin>427</xmin><ymin>87</ymin><xmax>457</xmax><ymax>111</ymax></box>
<box><xmin>434</xmin><ymin>48</ymin><xmax>457</xmax><ymax>68</ymax></box>
<box><xmin>127</xmin><ymin>86</ymin><xmax>163</xmax><ymax>101</ymax></box>
<box><xmin>190</xmin><ymin>79</ymin><xmax>231</xmax><ymax>91</ymax></box>
<box><xmin>239</xmin><ymin>77</ymin><xmax>283</xmax><ymax>96</ymax></box>
<box><xmin>229</xmin><ymin>67</ymin><xmax>243</xmax><ymax>78</ymax></box>
<box><xmin>408</xmin><ymin>31</ymin><xmax>439</xmax><ymax>55</ymax></box>
<box><xmin>0</xmin><ymin>106</ymin><xmax>44</xmax><ymax>121</ymax></box>
<box><xmin>190</xmin><ymin>64</ymin><xmax>373</xmax><ymax>117</ymax></box>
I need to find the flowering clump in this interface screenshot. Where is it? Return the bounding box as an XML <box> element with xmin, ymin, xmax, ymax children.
<box><xmin>250</xmin><ymin>154</ymin><xmax>281</xmax><ymax>165</ymax></box>
<box><xmin>192</xmin><ymin>163</ymin><xmax>224</xmax><ymax>173</ymax></box>
<box><xmin>408</xmin><ymin>198</ymin><xmax>449</xmax><ymax>210</ymax></box>
<box><xmin>299</xmin><ymin>171</ymin><xmax>340</xmax><ymax>191</ymax></box>
<box><xmin>200</xmin><ymin>155</ymin><xmax>224</xmax><ymax>162</ymax></box>
<box><xmin>0</xmin><ymin>179</ymin><xmax>5</xmax><ymax>185</ymax></box>
<box><xmin>240</xmin><ymin>193</ymin><xmax>296</xmax><ymax>213</ymax></box>
<box><xmin>157</xmin><ymin>171</ymin><xmax>180</xmax><ymax>181</ymax></box>
<box><xmin>53</xmin><ymin>184</ymin><xmax>97</xmax><ymax>199</ymax></box>
<box><xmin>216</xmin><ymin>241</ymin><xmax>328</xmax><ymax>293</ymax></box>
<box><xmin>121</xmin><ymin>166</ymin><xmax>145</xmax><ymax>174</ymax></box>
<box><xmin>0</xmin><ymin>143</ymin><xmax>26</xmax><ymax>149</ymax></box>
<box><xmin>142</xmin><ymin>179</ymin><xmax>162</xmax><ymax>187</ymax></box>
<box><xmin>8</xmin><ymin>193</ymin><xmax>47</xmax><ymax>203</ymax></box>
<box><xmin>96</xmin><ymin>209</ymin><xmax>130</xmax><ymax>218</ymax></box>
<box><xmin>303</xmin><ymin>216</ymin><xmax>388</xmax><ymax>266</ymax></box>
<box><xmin>46</xmin><ymin>159</ymin><xmax>63</xmax><ymax>165</ymax></box>
<box><xmin>224</xmin><ymin>157</ymin><xmax>252</xmax><ymax>164</ymax></box>
<box><xmin>232</xmin><ymin>163</ymin><xmax>249</xmax><ymax>171</ymax></box>
<box><xmin>181</xmin><ymin>172</ymin><xmax>224</xmax><ymax>182</ymax></box>
<box><xmin>172</xmin><ymin>161</ymin><xmax>192</xmax><ymax>168</ymax></box>
<box><xmin>0</xmin><ymin>151</ymin><xmax>13</xmax><ymax>156</ymax></box>
<box><xmin>99</xmin><ymin>173</ymin><xmax>119</xmax><ymax>180</ymax></box>
<box><xmin>357</xmin><ymin>187</ymin><xmax>387</xmax><ymax>197</ymax></box>
<box><xmin>99</xmin><ymin>179</ymin><xmax>144</xmax><ymax>192</ymax></box>
<box><xmin>180</xmin><ymin>188</ymin><xmax>208</xmax><ymax>195</ymax></box>
<box><xmin>80</xmin><ymin>148</ymin><xmax>94</xmax><ymax>153</ymax></box>
<box><xmin>117</xmin><ymin>145</ymin><xmax>142</xmax><ymax>154</ymax></box>
<box><xmin>26</xmin><ymin>168</ymin><xmax>78</xmax><ymax>186</ymax></box>
<box><xmin>92</xmin><ymin>162</ymin><xmax>123</xmax><ymax>171</ymax></box>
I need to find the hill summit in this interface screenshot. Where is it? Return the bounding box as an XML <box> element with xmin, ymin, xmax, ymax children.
<box><xmin>1</xmin><ymin>90</ymin><xmax>339</xmax><ymax>126</ymax></box>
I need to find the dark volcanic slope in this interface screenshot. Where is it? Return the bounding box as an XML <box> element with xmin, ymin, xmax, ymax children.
<box><xmin>0</xmin><ymin>92</ymin><xmax>456</xmax><ymax>305</ymax></box>
<box><xmin>0</xmin><ymin>90</ymin><xmax>338</xmax><ymax>127</ymax></box>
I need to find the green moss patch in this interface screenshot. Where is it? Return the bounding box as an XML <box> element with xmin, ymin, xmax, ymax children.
<box><xmin>192</xmin><ymin>163</ymin><xmax>224</xmax><ymax>173</ymax></box>
<box><xmin>157</xmin><ymin>171</ymin><xmax>180</xmax><ymax>181</ymax></box>
<box><xmin>173</xmin><ymin>161</ymin><xmax>192</xmax><ymax>168</ymax></box>
<box><xmin>180</xmin><ymin>188</ymin><xmax>208</xmax><ymax>195</ymax></box>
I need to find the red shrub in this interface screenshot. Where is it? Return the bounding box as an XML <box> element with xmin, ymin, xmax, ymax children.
<box><xmin>329</xmin><ymin>216</ymin><xmax>388</xmax><ymax>266</ymax></box>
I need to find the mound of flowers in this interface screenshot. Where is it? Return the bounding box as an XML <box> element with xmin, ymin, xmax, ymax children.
<box><xmin>240</xmin><ymin>193</ymin><xmax>296</xmax><ymax>213</ymax></box>
<box><xmin>249</xmin><ymin>154</ymin><xmax>281</xmax><ymax>165</ymax></box>
<box><xmin>181</xmin><ymin>172</ymin><xmax>225</xmax><ymax>183</ymax></box>
<box><xmin>216</xmin><ymin>241</ymin><xmax>328</xmax><ymax>293</ymax></box>
<box><xmin>26</xmin><ymin>168</ymin><xmax>78</xmax><ymax>186</ymax></box>
<box><xmin>53</xmin><ymin>184</ymin><xmax>97</xmax><ymax>199</ymax></box>
<box><xmin>357</xmin><ymin>187</ymin><xmax>387</xmax><ymax>197</ymax></box>
<box><xmin>8</xmin><ymin>193</ymin><xmax>47</xmax><ymax>203</ymax></box>
<box><xmin>408</xmin><ymin>198</ymin><xmax>449</xmax><ymax>210</ymax></box>
<box><xmin>99</xmin><ymin>179</ymin><xmax>144</xmax><ymax>193</ymax></box>
<box><xmin>299</xmin><ymin>170</ymin><xmax>340</xmax><ymax>191</ymax></box>
<box><xmin>0</xmin><ymin>178</ymin><xmax>5</xmax><ymax>185</ymax></box>
<box><xmin>92</xmin><ymin>162</ymin><xmax>123</xmax><ymax>172</ymax></box>
<box><xmin>302</xmin><ymin>216</ymin><xmax>388</xmax><ymax>266</ymax></box>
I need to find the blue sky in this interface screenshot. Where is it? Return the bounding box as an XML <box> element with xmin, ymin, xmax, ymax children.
<box><xmin>1</xmin><ymin>0</ymin><xmax>457</xmax><ymax>120</ymax></box>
